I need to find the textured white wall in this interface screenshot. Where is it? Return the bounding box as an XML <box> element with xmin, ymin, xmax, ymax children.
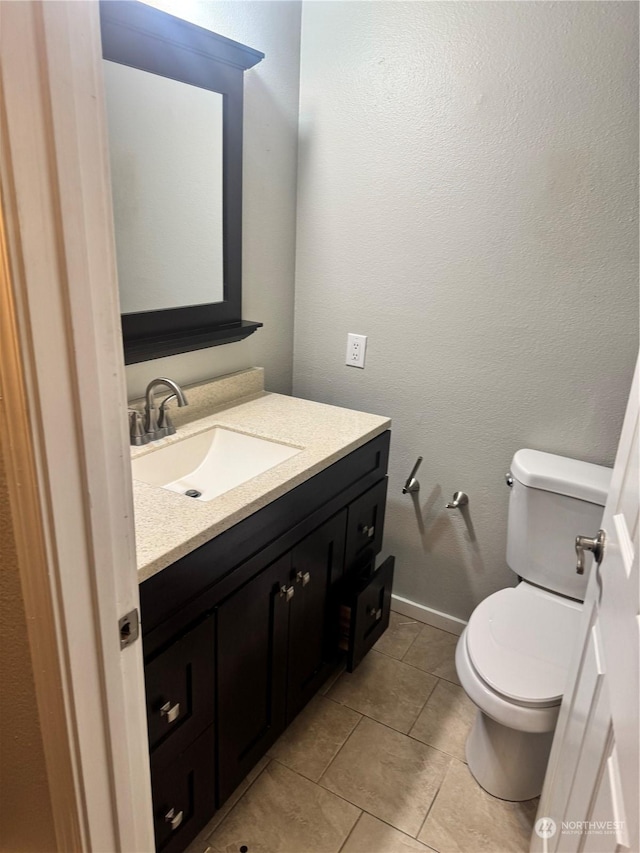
<box><xmin>125</xmin><ymin>0</ymin><xmax>301</xmax><ymax>398</ymax></box>
<box><xmin>293</xmin><ymin>1</ymin><xmax>639</xmax><ymax>620</ymax></box>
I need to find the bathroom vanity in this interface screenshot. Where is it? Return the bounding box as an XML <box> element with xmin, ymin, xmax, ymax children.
<box><xmin>132</xmin><ymin>370</ymin><xmax>394</xmax><ymax>852</ymax></box>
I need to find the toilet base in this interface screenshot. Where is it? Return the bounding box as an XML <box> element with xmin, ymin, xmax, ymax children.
<box><xmin>466</xmin><ymin>709</ymin><xmax>554</xmax><ymax>801</ymax></box>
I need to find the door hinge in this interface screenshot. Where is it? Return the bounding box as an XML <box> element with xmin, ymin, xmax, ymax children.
<box><xmin>119</xmin><ymin>608</ymin><xmax>140</xmax><ymax>649</ymax></box>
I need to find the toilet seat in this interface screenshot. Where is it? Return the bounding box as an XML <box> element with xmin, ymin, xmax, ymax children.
<box><xmin>467</xmin><ymin>582</ymin><xmax>582</xmax><ymax>708</ymax></box>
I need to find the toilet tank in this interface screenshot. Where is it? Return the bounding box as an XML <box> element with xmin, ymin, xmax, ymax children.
<box><xmin>506</xmin><ymin>450</ymin><xmax>612</xmax><ymax>601</ymax></box>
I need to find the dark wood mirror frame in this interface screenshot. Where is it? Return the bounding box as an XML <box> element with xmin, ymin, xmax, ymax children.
<box><xmin>99</xmin><ymin>1</ymin><xmax>264</xmax><ymax>365</ymax></box>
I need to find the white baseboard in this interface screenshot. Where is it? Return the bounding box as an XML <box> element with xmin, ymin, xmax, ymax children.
<box><xmin>391</xmin><ymin>594</ymin><xmax>467</xmax><ymax>636</ymax></box>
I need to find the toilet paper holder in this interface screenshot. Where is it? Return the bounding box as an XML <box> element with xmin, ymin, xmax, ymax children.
<box><xmin>446</xmin><ymin>491</ymin><xmax>469</xmax><ymax>510</ymax></box>
<box><xmin>402</xmin><ymin>456</ymin><xmax>422</xmax><ymax>494</ymax></box>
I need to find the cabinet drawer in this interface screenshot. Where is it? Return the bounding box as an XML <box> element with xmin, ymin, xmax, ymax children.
<box><xmin>339</xmin><ymin>556</ymin><xmax>395</xmax><ymax>672</ymax></box>
<box><xmin>345</xmin><ymin>478</ymin><xmax>388</xmax><ymax>570</ymax></box>
<box><xmin>145</xmin><ymin>614</ymin><xmax>215</xmax><ymax>755</ymax></box>
<box><xmin>150</xmin><ymin>725</ymin><xmax>216</xmax><ymax>853</ymax></box>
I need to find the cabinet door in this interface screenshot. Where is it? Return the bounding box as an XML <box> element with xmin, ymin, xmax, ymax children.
<box><xmin>287</xmin><ymin>511</ymin><xmax>347</xmax><ymax>720</ymax></box>
<box><xmin>216</xmin><ymin>553</ymin><xmax>291</xmax><ymax>805</ymax></box>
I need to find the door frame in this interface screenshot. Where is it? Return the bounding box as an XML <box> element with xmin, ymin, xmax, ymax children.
<box><xmin>0</xmin><ymin>2</ymin><xmax>153</xmax><ymax>850</ymax></box>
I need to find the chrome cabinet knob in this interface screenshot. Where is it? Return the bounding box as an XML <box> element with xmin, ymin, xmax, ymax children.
<box><xmin>368</xmin><ymin>606</ymin><xmax>382</xmax><ymax>621</ymax></box>
<box><xmin>160</xmin><ymin>701</ymin><xmax>180</xmax><ymax>723</ymax></box>
<box><xmin>296</xmin><ymin>571</ymin><xmax>310</xmax><ymax>586</ymax></box>
<box><xmin>164</xmin><ymin>808</ymin><xmax>183</xmax><ymax>831</ymax></box>
<box><xmin>360</xmin><ymin>524</ymin><xmax>375</xmax><ymax>538</ymax></box>
<box><xmin>575</xmin><ymin>529</ymin><xmax>605</xmax><ymax>575</ymax></box>
<box><xmin>280</xmin><ymin>584</ymin><xmax>295</xmax><ymax>601</ymax></box>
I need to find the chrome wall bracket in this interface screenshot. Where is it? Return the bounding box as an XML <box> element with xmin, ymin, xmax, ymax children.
<box><xmin>446</xmin><ymin>491</ymin><xmax>469</xmax><ymax>510</ymax></box>
<box><xmin>403</xmin><ymin>456</ymin><xmax>423</xmax><ymax>494</ymax></box>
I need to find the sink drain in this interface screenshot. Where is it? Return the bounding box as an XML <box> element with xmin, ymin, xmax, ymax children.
<box><xmin>184</xmin><ymin>489</ymin><xmax>202</xmax><ymax>498</ymax></box>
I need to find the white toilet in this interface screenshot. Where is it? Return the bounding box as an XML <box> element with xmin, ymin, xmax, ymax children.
<box><xmin>455</xmin><ymin>449</ymin><xmax>611</xmax><ymax>802</ymax></box>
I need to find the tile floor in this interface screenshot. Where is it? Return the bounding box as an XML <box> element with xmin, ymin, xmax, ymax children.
<box><xmin>186</xmin><ymin>613</ymin><xmax>539</xmax><ymax>853</ymax></box>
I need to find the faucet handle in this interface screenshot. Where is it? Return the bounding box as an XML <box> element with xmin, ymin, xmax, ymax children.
<box><xmin>128</xmin><ymin>409</ymin><xmax>150</xmax><ymax>446</ymax></box>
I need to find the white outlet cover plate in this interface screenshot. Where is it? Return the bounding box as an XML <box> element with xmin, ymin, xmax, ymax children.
<box><xmin>346</xmin><ymin>333</ymin><xmax>367</xmax><ymax>368</ymax></box>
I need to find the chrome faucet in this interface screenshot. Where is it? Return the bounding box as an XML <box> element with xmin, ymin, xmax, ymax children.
<box><xmin>129</xmin><ymin>377</ymin><xmax>188</xmax><ymax>445</ymax></box>
<box><xmin>145</xmin><ymin>377</ymin><xmax>188</xmax><ymax>440</ymax></box>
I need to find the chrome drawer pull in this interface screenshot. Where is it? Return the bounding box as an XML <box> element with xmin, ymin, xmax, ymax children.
<box><xmin>368</xmin><ymin>607</ymin><xmax>383</xmax><ymax>621</ymax></box>
<box><xmin>165</xmin><ymin>808</ymin><xmax>183</xmax><ymax>831</ymax></box>
<box><xmin>360</xmin><ymin>524</ymin><xmax>375</xmax><ymax>538</ymax></box>
<box><xmin>160</xmin><ymin>701</ymin><xmax>180</xmax><ymax>723</ymax></box>
<box><xmin>296</xmin><ymin>570</ymin><xmax>310</xmax><ymax>586</ymax></box>
<box><xmin>280</xmin><ymin>584</ymin><xmax>295</xmax><ymax>601</ymax></box>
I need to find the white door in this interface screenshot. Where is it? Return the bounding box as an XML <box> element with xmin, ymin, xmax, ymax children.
<box><xmin>531</xmin><ymin>357</ymin><xmax>639</xmax><ymax>853</ymax></box>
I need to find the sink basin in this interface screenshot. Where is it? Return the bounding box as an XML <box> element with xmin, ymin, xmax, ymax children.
<box><xmin>132</xmin><ymin>426</ymin><xmax>302</xmax><ymax>501</ymax></box>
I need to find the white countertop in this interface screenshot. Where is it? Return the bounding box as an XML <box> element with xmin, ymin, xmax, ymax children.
<box><xmin>132</xmin><ymin>379</ymin><xmax>390</xmax><ymax>583</ymax></box>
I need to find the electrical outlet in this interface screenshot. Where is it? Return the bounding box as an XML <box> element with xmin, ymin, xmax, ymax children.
<box><xmin>345</xmin><ymin>333</ymin><xmax>367</xmax><ymax>368</ymax></box>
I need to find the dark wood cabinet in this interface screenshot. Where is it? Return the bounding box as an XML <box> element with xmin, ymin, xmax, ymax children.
<box><xmin>287</xmin><ymin>510</ymin><xmax>347</xmax><ymax>720</ymax></box>
<box><xmin>140</xmin><ymin>431</ymin><xmax>393</xmax><ymax>852</ymax></box>
<box><xmin>217</xmin><ymin>510</ymin><xmax>347</xmax><ymax>800</ymax></box>
<box><xmin>216</xmin><ymin>553</ymin><xmax>290</xmax><ymax>803</ymax></box>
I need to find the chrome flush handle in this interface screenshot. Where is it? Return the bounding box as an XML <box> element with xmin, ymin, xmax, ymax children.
<box><xmin>575</xmin><ymin>529</ymin><xmax>606</xmax><ymax>575</ymax></box>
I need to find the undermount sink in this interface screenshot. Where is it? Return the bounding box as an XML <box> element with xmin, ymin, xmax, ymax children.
<box><xmin>131</xmin><ymin>426</ymin><xmax>302</xmax><ymax>502</ymax></box>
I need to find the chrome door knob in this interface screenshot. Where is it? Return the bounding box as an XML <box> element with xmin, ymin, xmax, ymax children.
<box><xmin>296</xmin><ymin>571</ymin><xmax>310</xmax><ymax>586</ymax></box>
<box><xmin>575</xmin><ymin>529</ymin><xmax>606</xmax><ymax>575</ymax></box>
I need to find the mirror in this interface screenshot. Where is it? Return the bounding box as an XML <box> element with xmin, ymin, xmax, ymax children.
<box><xmin>99</xmin><ymin>1</ymin><xmax>264</xmax><ymax>364</ymax></box>
<box><xmin>103</xmin><ymin>61</ymin><xmax>224</xmax><ymax>311</ymax></box>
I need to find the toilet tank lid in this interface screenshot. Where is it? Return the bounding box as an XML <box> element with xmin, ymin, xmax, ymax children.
<box><xmin>511</xmin><ymin>449</ymin><xmax>611</xmax><ymax>506</ymax></box>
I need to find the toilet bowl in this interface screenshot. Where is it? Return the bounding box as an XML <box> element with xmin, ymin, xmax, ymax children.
<box><xmin>455</xmin><ymin>449</ymin><xmax>611</xmax><ymax>802</ymax></box>
<box><xmin>455</xmin><ymin>582</ymin><xmax>582</xmax><ymax>800</ymax></box>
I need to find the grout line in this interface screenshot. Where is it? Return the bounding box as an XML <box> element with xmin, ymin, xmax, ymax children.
<box><xmin>317</xmin><ymin>715</ymin><xmax>367</xmax><ymax>786</ymax></box>
<box><xmin>356</xmin><ymin>808</ymin><xmax>441</xmax><ymax>849</ymax></box>
<box><xmin>406</xmin><ymin>675</ymin><xmax>440</xmax><ymax>734</ymax></box>
<box><xmin>269</xmin><ymin>756</ymin><xmax>366</xmax><ymax>836</ymax></box>
<box><xmin>398</xmin><ymin>651</ymin><xmax>462</xmax><ymax>687</ymax></box>
<box><xmin>337</xmin><ymin>810</ymin><xmax>364</xmax><ymax>853</ymax></box>
<box><xmin>415</xmin><ymin>756</ymin><xmax>454</xmax><ymax>842</ymax></box>
<box><xmin>272</xmin><ymin>703</ymin><xmax>363</xmax><ymax>784</ymax></box>
<box><xmin>316</xmin><ymin>708</ymin><xmax>363</xmax><ymax>781</ymax></box>
<box><xmin>204</xmin><ymin>756</ymin><xmax>272</xmax><ymax>842</ymax></box>
<box><xmin>401</xmin><ymin>627</ymin><xmax>422</xmax><ymax>662</ymax></box>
